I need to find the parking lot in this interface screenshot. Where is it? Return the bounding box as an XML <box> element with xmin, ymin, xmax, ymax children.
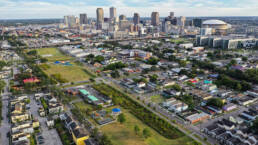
<box><xmin>29</xmin><ymin>95</ymin><xmax>63</xmax><ymax>145</ymax></box>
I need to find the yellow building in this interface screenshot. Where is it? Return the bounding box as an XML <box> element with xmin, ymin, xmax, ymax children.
<box><xmin>11</xmin><ymin>113</ymin><xmax>30</xmax><ymax>123</ymax></box>
<box><xmin>32</xmin><ymin>119</ymin><xmax>40</xmax><ymax>128</ymax></box>
<box><xmin>72</xmin><ymin>128</ymin><xmax>89</xmax><ymax>145</ymax></box>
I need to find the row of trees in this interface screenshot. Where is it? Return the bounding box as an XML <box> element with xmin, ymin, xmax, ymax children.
<box><xmin>85</xmin><ymin>54</ymin><xmax>105</xmax><ymax>64</ymax></box>
<box><xmin>103</xmin><ymin>62</ymin><xmax>127</xmax><ymax>71</ymax></box>
<box><xmin>93</xmin><ymin>83</ymin><xmax>187</xmax><ymax>139</ymax></box>
<box><xmin>134</xmin><ymin>125</ymin><xmax>152</xmax><ymax>138</ymax></box>
<box><xmin>214</xmin><ymin>75</ymin><xmax>251</xmax><ymax>91</ymax></box>
<box><xmin>192</xmin><ymin>60</ymin><xmax>253</xmax><ymax>91</ymax></box>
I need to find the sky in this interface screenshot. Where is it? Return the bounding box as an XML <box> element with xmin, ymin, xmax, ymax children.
<box><xmin>0</xmin><ymin>0</ymin><xmax>257</xmax><ymax>19</ymax></box>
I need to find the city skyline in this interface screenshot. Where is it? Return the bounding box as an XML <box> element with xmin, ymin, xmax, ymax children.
<box><xmin>0</xmin><ymin>0</ymin><xmax>258</xmax><ymax>19</ymax></box>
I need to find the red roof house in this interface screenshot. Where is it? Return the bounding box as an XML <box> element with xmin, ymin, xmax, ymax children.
<box><xmin>23</xmin><ymin>77</ymin><xmax>40</xmax><ymax>84</ymax></box>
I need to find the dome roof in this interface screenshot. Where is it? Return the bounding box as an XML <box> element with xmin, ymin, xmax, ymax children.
<box><xmin>203</xmin><ymin>19</ymin><xmax>227</xmax><ymax>25</ymax></box>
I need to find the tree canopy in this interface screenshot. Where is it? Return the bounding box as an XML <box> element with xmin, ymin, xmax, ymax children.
<box><xmin>207</xmin><ymin>98</ymin><xmax>224</xmax><ymax>108</ymax></box>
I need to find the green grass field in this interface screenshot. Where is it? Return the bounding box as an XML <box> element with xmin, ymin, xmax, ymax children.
<box><xmin>73</xmin><ymin>101</ymin><xmax>98</xmax><ymax>125</ymax></box>
<box><xmin>150</xmin><ymin>95</ymin><xmax>165</xmax><ymax>103</ymax></box>
<box><xmin>170</xmin><ymin>38</ymin><xmax>191</xmax><ymax>44</ymax></box>
<box><xmin>36</xmin><ymin>47</ymin><xmax>73</xmax><ymax>61</ymax></box>
<box><xmin>101</xmin><ymin>109</ymin><xmax>196</xmax><ymax>145</ymax></box>
<box><xmin>74</xmin><ymin>101</ymin><xmax>95</xmax><ymax>111</ymax></box>
<box><xmin>40</xmin><ymin>63</ymin><xmax>91</xmax><ymax>82</ymax></box>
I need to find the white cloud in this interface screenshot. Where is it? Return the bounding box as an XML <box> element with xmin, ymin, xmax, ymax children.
<box><xmin>0</xmin><ymin>0</ymin><xmax>257</xmax><ymax>19</ymax></box>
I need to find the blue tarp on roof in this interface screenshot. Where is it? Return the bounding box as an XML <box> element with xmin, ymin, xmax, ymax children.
<box><xmin>112</xmin><ymin>108</ymin><xmax>121</xmax><ymax>113</ymax></box>
<box><xmin>209</xmin><ymin>74</ymin><xmax>219</xmax><ymax>78</ymax></box>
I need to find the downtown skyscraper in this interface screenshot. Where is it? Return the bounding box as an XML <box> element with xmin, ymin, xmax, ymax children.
<box><xmin>96</xmin><ymin>8</ymin><xmax>104</xmax><ymax>29</ymax></box>
<box><xmin>133</xmin><ymin>13</ymin><xmax>140</xmax><ymax>25</ymax></box>
<box><xmin>110</xmin><ymin>7</ymin><xmax>117</xmax><ymax>19</ymax></box>
<box><xmin>151</xmin><ymin>12</ymin><xmax>160</xmax><ymax>26</ymax></box>
<box><xmin>80</xmin><ymin>13</ymin><xmax>87</xmax><ymax>25</ymax></box>
<box><xmin>64</xmin><ymin>15</ymin><xmax>76</xmax><ymax>28</ymax></box>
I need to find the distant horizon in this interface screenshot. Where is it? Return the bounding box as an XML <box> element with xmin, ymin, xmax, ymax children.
<box><xmin>0</xmin><ymin>16</ymin><xmax>258</xmax><ymax>21</ymax></box>
<box><xmin>0</xmin><ymin>0</ymin><xmax>257</xmax><ymax>19</ymax></box>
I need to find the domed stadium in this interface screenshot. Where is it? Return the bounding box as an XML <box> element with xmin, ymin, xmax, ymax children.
<box><xmin>202</xmin><ymin>19</ymin><xmax>231</xmax><ymax>35</ymax></box>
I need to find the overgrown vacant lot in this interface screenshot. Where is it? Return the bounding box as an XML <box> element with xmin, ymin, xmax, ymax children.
<box><xmin>93</xmin><ymin>83</ymin><xmax>201</xmax><ymax>145</ymax></box>
<box><xmin>36</xmin><ymin>47</ymin><xmax>73</xmax><ymax>61</ymax></box>
<box><xmin>150</xmin><ymin>95</ymin><xmax>165</xmax><ymax>103</ymax></box>
<box><xmin>101</xmin><ymin>109</ymin><xmax>196</xmax><ymax>145</ymax></box>
<box><xmin>40</xmin><ymin>63</ymin><xmax>91</xmax><ymax>82</ymax></box>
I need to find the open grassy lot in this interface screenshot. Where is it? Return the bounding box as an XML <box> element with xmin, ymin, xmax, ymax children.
<box><xmin>101</xmin><ymin>109</ymin><xmax>197</xmax><ymax>145</ymax></box>
<box><xmin>150</xmin><ymin>95</ymin><xmax>165</xmax><ymax>103</ymax></box>
<box><xmin>40</xmin><ymin>63</ymin><xmax>91</xmax><ymax>82</ymax></box>
<box><xmin>73</xmin><ymin>101</ymin><xmax>98</xmax><ymax>125</ymax></box>
<box><xmin>170</xmin><ymin>38</ymin><xmax>191</xmax><ymax>44</ymax></box>
<box><xmin>73</xmin><ymin>101</ymin><xmax>95</xmax><ymax>112</ymax></box>
<box><xmin>36</xmin><ymin>47</ymin><xmax>73</xmax><ymax>61</ymax></box>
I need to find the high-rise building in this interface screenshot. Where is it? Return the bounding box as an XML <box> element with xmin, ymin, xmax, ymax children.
<box><xmin>151</xmin><ymin>12</ymin><xmax>160</xmax><ymax>26</ymax></box>
<box><xmin>164</xmin><ymin>12</ymin><xmax>177</xmax><ymax>26</ymax></box>
<box><xmin>80</xmin><ymin>13</ymin><xmax>88</xmax><ymax>25</ymax></box>
<box><xmin>169</xmin><ymin>12</ymin><xmax>174</xmax><ymax>18</ymax></box>
<box><xmin>119</xmin><ymin>20</ymin><xmax>130</xmax><ymax>31</ymax></box>
<box><xmin>76</xmin><ymin>17</ymin><xmax>80</xmax><ymax>24</ymax></box>
<box><xmin>162</xmin><ymin>21</ymin><xmax>172</xmax><ymax>32</ymax></box>
<box><xmin>64</xmin><ymin>16</ymin><xmax>69</xmax><ymax>26</ymax></box>
<box><xmin>64</xmin><ymin>15</ymin><xmax>76</xmax><ymax>28</ymax></box>
<box><xmin>177</xmin><ymin>16</ymin><xmax>186</xmax><ymax>27</ymax></box>
<box><xmin>193</xmin><ymin>18</ymin><xmax>203</xmax><ymax>28</ymax></box>
<box><xmin>133</xmin><ymin>13</ymin><xmax>140</xmax><ymax>25</ymax></box>
<box><xmin>119</xmin><ymin>15</ymin><xmax>126</xmax><ymax>21</ymax></box>
<box><xmin>110</xmin><ymin>7</ymin><xmax>116</xmax><ymax>19</ymax></box>
<box><xmin>96</xmin><ymin>8</ymin><xmax>104</xmax><ymax>29</ymax></box>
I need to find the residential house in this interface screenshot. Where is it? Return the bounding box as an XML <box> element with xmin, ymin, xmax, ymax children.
<box><xmin>246</xmin><ymin>90</ymin><xmax>258</xmax><ymax>98</ymax></box>
<box><xmin>48</xmin><ymin>102</ymin><xmax>64</xmax><ymax>114</ymax></box>
<box><xmin>72</xmin><ymin>128</ymin><xmax>89</xmax><ymax>145</ymax></box>
<box><xmin>11</xmin><ymin>113</ymin><xmax>30</xmax><ymax>123</ymax></box>
<box><xmin>223</xmin><ymin>104</ymin><xmax>237</xmax><ymax>112</ymax></box>
<box><xmin>185</xmin><ymin>112</ymin><xmax>210</xmax><ymax>124</ymax></box>
<box><xmin>241</xmin><ymin>109</ymin><xmax>258</xmax><ymax>121</ymax></box>
<box><xmin>168</xmin><ymin>100</ymin><xmax>188</xmax><ymax>112</ymax></box>
<box><xmin>46</xmin><ymin>118</ymin><xmax>54</xmax><ymax>128</ymax></box>
<box><xmin>217</xmin><ymin>119</ymin><xmax>236</xmax><ymax>130</ymax></box>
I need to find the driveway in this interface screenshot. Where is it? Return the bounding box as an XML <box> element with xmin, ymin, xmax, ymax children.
<box><xmin>0</xmin><ymin>99</ymin><xmax>10</xmax><ymax>145</ymax></box>
<box><xmin>0</xmin><ymin>79</ymin><xmax>11</xmax><ymax>145</ymax></box>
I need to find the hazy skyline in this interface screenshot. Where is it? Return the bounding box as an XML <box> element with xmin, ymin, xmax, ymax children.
<box><xmin>0</xmin><ymin>0</ymin><xmax>257</xmax><ymax>19</ymax></box>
